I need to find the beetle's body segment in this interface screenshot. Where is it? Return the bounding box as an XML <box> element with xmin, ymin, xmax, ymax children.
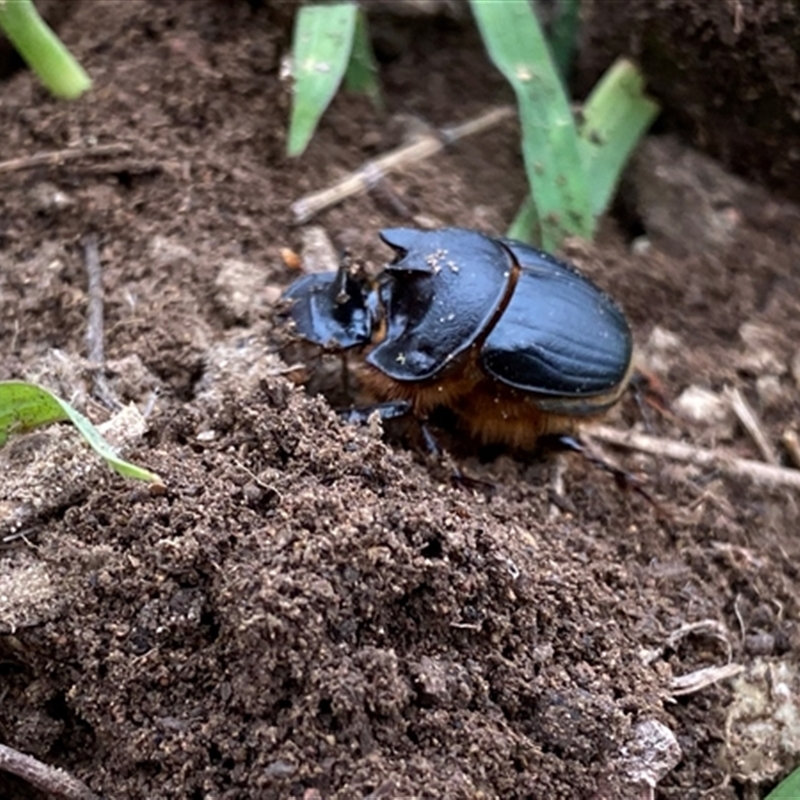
<box><xmin>281</xmin><ymin>227</ymin><xmax>633</xmax><ymax>450</ymax></box>
<box><xmin>367</xmin><ymin>228</ymin><xmax>513</xmax><ymax>381</ymax></box>
<box><xmin>482</xmin><ymin>239</ymin><xmax>633</xmax><ymax>399</ymax></box>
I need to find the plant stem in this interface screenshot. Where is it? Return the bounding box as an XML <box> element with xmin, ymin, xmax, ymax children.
<box><xmin>0</xmin><ymin>0</ymin><xmax>91</xmax><ymax>99</ymax></box>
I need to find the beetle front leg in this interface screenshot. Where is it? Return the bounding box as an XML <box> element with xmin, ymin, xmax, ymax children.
<box><xmin>413</xmin><ymin>422</ymin><xmax>497</xmax><ymax>497</ymax></box>
<box><xmin>547</xmin><ymin>434</ymin><xmax>660</xmax><ymax>509</ymax></box>
<box><xmin>339</xmin><ymin>400</ymin><xmax>412</xmax><ymax>425</ymax></box>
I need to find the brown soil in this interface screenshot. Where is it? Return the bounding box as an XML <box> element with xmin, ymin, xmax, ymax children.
<box><xmin>576</xmin><ymin>0</ymin><xmax>800</xmax><ymax>205</ymax></box>
<box><xmin>2</xmin><ymin>2</ymin><xmax>800</xmax><ymax>799</ymax></box>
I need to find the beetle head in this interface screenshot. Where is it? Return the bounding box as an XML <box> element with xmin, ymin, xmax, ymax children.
<box><xmin>281</xmin><ymin>260</ymin><xmax>375</xmax><ymax>350</ymax></box>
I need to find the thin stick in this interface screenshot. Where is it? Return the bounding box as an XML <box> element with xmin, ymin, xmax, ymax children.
<box><xmin>83</xmin><ymin>235</ymin><xmax>119</xmax><ymax>411</ymax></box>
<box><xmin>782</xmin><ymin>428</ymin><xmax>800</xmax><ymax>469</ymax></box>
<box><xmin>591</xmin><ymin>425</ymin><xmax>800</xmax><ymax>490</ymax></box>
<box><xmin>0</xmin><ymin>743</ymin><xmax>101</xmax><ymax>800</ymax></box>
<box><xmin>84</xmin><ymin>234</ymin><xmax>104</xmax><ymax>367</ymax></box>
<box><xmin>670</xmin><ymin>663</ymin><xmax>744</xmax><ymax>697</ymax></box>
<box><xmin>726</xmin><ymin>386</ymin><xmax>779</xmax><ymax>465</ymax></box>
<box><xmin>80</xmin><ymin>159</ymin><xmax>164</xmax><ymax>177</ymax></box>
<box><xmin>291</xmin><ymin>105</ymin><xmax>515</xmax><ymax>224</ymax></box>
<box><xmin>0</xmin><ymin>143</ymin><xmax>132</xmax><ymax>175</ymax></box>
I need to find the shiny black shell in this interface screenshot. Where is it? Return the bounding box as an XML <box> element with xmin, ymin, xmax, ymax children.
<box><xmin>366</xmin><ymin>228</ymin><xmax>513</xmax><ymax>381</ymax></box>
<box><xmin>281</xmin><ymin>266</ymin><xmax>374</xmax><ymax>350</ymax></box>
<box><xmin>282</xmin><ymin>227</ymin><xmax>633</xmax><ymax>407</ymax></box>
<box><xmin>482</xmin><ymin>238</ymin><xmax>632</xmax><ymax>399</ymax></box>
<box><xmin>371</xmin><ymin>228</ymin><xmax>632</xmax><ymax>398</ymax></box>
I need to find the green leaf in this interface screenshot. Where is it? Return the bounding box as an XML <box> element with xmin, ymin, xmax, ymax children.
<box><xmin>287</xmin><ymin>2</ymin><xmax>359</xmax><ymax>157</ymax></box>
<box><xmin>508</xmin><ymin>58</ymin><xmax>659</xmax><ymax>244</ymax></box>
<box><xmin>471</xmin><ymin>0</ymin><xmax>591</xmax><ymax>251</ymax></box>
<box><xmin>0</xmin><ymin>381</ymin><xmax>162</xmax><ymax>484</ymax></box>
<box><xmin>578</xmin><ymin>58</ymin><xmax>660</xmax><ymax>220</ymax></box>
<box><xmin>766</xmin><ymin>766</ymin><xmax>800</xmax><ymax>800</ymax></box>
<box><xmin>764</xmin><ymin>769</ymin><xmax>800</xmax><ymax>800</ymax></box>
<box><xmin>0</xmin><ymin>0</ymin><xmax>91</xmax><ymax>99</ymax></box>
<box><xmin>343</xmin><ymin>7</ymin><xmax>382</xmax><ymax>111</ymax></box>
<box><xmin>544</xmin><ymin>0</ymin><xmax>581</xmax><ymax>79</ymax></box>
<box><xmin>507</xmin><ymin>195</ymin><xmax>541</xmax><ymax>244</ymax></box>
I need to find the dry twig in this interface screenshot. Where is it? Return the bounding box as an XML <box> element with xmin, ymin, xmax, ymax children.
<box><xmin>781</xmin><ymin>428</ymin><xmax>800</xmax><ymax>469</ymax></box>
<box><xmin>80</xmin><ymin>159</ymin><xmax>164</xmax><ymax>177</ymax></box>
<box><xmin>726</xmin><ymin>386</ymin><xmax>779</xmax><ymax>465</ymax></box>
<box><xmin>83</xmin><ymin>235</ymin><xmax>119</xmax><ymax>411</ymax></box>
<box><xmin>0</xmin><ymin>743</ymin><xmax>100</xmax><ymax>800</ymax></box>
<box><xmin>591</xmin><ymin>425</ymin><xmax>800</xmax><ymax>490</ymax></box>
<box><xmin>0</xmin><ymin>143</ymin><xmax>132</xmax><ymax>175</ymax></box>
<box><xmin>291</xmin><ymin>105</ymin><xmax>515</xmax><ymax>224</ymax></box>
<box><xmin>666</xmin><ymin>620</ymin><xmax>733</xmax><ymax>663</ymax></box>
<box><xmin>670</xmin><ymin>663</ymin><xmax>744</xmax><ymax>697</ymax></box>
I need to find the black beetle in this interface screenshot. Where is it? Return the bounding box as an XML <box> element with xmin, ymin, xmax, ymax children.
<box><xmin>281</xmin><ymin>227</ymin><xmax>633</xmax><ymax>451</ymax></box>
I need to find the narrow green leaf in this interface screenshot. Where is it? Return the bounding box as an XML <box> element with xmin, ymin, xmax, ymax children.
<box><xmin>287</xmin><ymin>2</ymin><xmax>358</xmax><ymax>157</ymax></box>
<box><xmin>510</xmin><ymin>58</ymin><xmax>659</xmax><ymax>242</ymax></box>
<box><xmin>507</xmin><ymin>195</ymin><xmax>541</xmax><ymax>244</ymax></box>
<box><xmin>471</xmin><ymin>0</ymin><xmax>591</xmax><ymax>251</ymax></box>
<box><xmin>343</xmin><ymin>8</ymin><xmax>383</xmax><ymax>111</ymax></box>
<box><xmin>0</xmin><ymin>381</ymin><xmax>162</xmax><ymax>484</ymax></box>
<box><xmin>766</xmin><ymin>766</ymin><xmax>800</xmax><ymax>799</ymax></box>
<box><xmin>0</xmin><ymin>380</ymin><xmax>68</xmax><ymax>445</ymax></box>
<box><xmin>0</xmin><ymin>0</ymin><xmax>91</xmax><ymax>99</ymax></box>
<box><xmin>578</xmin><ymin>58</ymin><xmax>660</xmax><ymax>220</ymax></box>
<box><xmin>544</xmin><ymin>0</ymin><xmax>581</xmax><ymax>79</ymax></box>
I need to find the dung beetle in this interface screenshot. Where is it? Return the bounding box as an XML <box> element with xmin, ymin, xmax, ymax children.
<box><xmin>281</xmin><ymin>228</ymin><xmax>633</xmax><ymax>451</ymax></box>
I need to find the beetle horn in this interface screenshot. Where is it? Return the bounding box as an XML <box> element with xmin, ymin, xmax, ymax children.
<box><xmin>379</xmin><ymin>228</ymin><xmax>427</xmax><ymax>271</ymax></box>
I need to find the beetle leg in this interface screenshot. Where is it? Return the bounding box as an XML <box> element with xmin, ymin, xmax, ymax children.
<box><xmin>548</xmin><ymin>434</ymin><xmax>661</xmax><ymax>510</ymax></box>
<box><xmin>339</xmin><ymin>401</ymin><xmax>412</xmax><ymax>425</ymax></box>
<box><xmin>449</xmin><ymin>466</ymin><xmax>497</xmax><ymax>497</ymax></box>
<box><xmin>419</xmin><ymin>423</ymin><xmax>441</xmax><ymax>458</ymax></box>
<box><xmin>339</xmin><ymin>352</ymin><xmax>350</xmax><ymax>398</ymax></box>
<box><xmin>369</xmin><ymin>177</ymin><xmax>413</xmax><ymax>219</ymax></box>
<box><xmin>628</xmin><ymin>369</ymin><xmax>678</xmax><ymax>429</ymax></box>
<box><xmin>416</xmin><ymin>422</ymin><xmax>496</xmax><ymax>497</ymax></box>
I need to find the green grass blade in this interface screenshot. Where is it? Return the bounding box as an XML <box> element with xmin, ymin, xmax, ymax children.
<box><xmin>471</xmin><ymin>0</ymin><xmax>591</xmax><ymax>251</ymax></box>
<box><xmin>509</xmin><ymin>57</ymin><xmax>659</xmax><ymax>243</ymax></box>
<box><xmin>0</xmin><ymin>381</ymin><xmax>162</xmax><ymax>483</ymax></box>
<box><xmin>343</xmin><ymin>7</ymin><xmax>382</xmax><ymax>111</ymax></box>
<box><xmin>766</xmin><ymin>766</ymin><xmax>800</xmax><ymax>799</ymax></box>
<box><xmin>287</xmin><ymin>2</ymin><xmax>358</xmax><ymax>157</ymax></box>
<box><xmin>507</xmin><ymin>195</ymin><xmax>541</xmax><ymax>243</ymax></box>
<box><xmin>544</xmin><ymin>0</ymin><xmax>581</xmax><ymax>78</ymax></box>
<box><xmin>0</xmin><ymin>381</ymin><xmax>68</xmax><ymax>445</ymax></box>
<box><xmin>0</xmin><ymin>0</ymin><xmax>91</xmax><ymax>99</ymax></box>
<box><xmin>578</xmin><ymin>58</ymin><xmax>660</xmax><ymax>221</ymax></box>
